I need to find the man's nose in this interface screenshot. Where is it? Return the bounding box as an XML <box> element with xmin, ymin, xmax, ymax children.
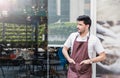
<box><xmin>77</xmin><ymin>25</ymin><xmax>79</xmax><ymax>28</ymax></box>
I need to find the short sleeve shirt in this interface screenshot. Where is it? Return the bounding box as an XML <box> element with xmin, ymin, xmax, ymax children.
<box><xmin>64</xmin><ymin>32</ymin><xmax>105</xmax><ymax>58</ymax></box>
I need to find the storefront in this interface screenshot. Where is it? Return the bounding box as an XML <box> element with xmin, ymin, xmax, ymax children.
<box><xmin>0</xmin><ymin>0</ymin><xmax>120</xmax><ymax>78</ymax></box>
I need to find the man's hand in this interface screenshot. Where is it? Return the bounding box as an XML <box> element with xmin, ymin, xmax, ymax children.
<box><xmin>80</xmin><ymin>59</ymin><xmax>91</xmax><ymax>65</ymax></box>
<box><xmin>68</xmin><ymin>58</ymin><xmax>76</xmax><ymax>64</ymax></box>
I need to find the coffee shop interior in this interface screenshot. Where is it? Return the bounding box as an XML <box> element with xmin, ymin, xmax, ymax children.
<box><xmin>0</xmin><ymin>0</ymin><xmax>48</xmax><ymax>78</ymax></box>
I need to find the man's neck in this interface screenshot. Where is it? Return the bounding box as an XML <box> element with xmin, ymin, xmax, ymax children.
<box><xmin>80</xmin><ymin>31</ymin><xmax>89</xmax><ymax>38</ymax></box>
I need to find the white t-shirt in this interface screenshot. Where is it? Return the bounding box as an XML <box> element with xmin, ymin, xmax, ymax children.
<box><xmin>64</xmin><ymin>32</ymin><xmax>104</xmax><ymax>58</ymax></box>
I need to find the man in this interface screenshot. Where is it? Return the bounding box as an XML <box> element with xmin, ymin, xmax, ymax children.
<box><xmin>62</xmin><ymin>15</ymin><xmax>106</xmax><ymax>78</ymax></box>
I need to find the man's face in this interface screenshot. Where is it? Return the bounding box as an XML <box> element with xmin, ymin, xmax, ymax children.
<box><xmin>77</xmin><ymin>21</ymin><xmax>89</xmax><ymax>34</ymax></box>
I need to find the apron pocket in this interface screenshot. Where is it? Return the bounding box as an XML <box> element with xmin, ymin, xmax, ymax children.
<box><xmin>75</xmin><ymin>63</ymin><xmax>81</xmax><ymax>71</ymax></box>
<box><xmin>69</xmin><ymin>63</ymin><xmax>76</xmax><ymax>72</ymax></box>
<box><xmin>78</xmin><ymin>64</ymin><xmax>91</xmax><ymax>74</ymax></box>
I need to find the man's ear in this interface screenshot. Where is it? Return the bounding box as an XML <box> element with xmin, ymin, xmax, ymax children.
<box><xmin>86</xmin><ymin>24</ymin><xmax>89</xmax><ymax>29</ymax></box>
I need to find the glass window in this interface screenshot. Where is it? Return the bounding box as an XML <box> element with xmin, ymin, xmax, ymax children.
<box><xmin>48</xmin><ymin>0</ymin><xmax>90</xmax><ymax>46</ymax></box>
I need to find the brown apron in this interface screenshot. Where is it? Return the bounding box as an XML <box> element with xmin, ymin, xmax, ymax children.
<box><xmin>67</xmin><ymin>35</ymin><xmax>92</xmax><ymax>78</ymax></box>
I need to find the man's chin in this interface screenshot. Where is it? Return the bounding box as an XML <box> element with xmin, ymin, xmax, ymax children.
<box><xmin>77</xmin><ymin>31</ymin><xmax>81</xmax><ymax>33</ymax></box>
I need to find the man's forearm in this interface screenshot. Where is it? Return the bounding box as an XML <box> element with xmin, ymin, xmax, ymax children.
<box><xmin>62</xmin><ymin>46</ymin><xmax>76</xmax><ymax>64</ymax></box>
<box><xmin>90</xmin><ymin>52</ymin><xmax>106</xmax><ymax>63</ymax></box>
<box><xmin>62</xmin><ymin>47</ymin><xmax>71</xmax><ymax>61</ymax></box>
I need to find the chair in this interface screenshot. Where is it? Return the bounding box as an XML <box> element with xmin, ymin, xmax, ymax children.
<box><xmin>57</xmin><ymin>47</ymin><xmax>67</xmax><ymax>69</ymax></box>
<box><xmin>56</xmin><ymin>47</ymin><xmax>68</xmax><ymax>78</ymax></box>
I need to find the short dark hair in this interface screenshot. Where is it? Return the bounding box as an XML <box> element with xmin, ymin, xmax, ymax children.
<box><xmin>77</xmin><ymin>15</ymin><xmax>91</xmax><ymax>29</ymax></box>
